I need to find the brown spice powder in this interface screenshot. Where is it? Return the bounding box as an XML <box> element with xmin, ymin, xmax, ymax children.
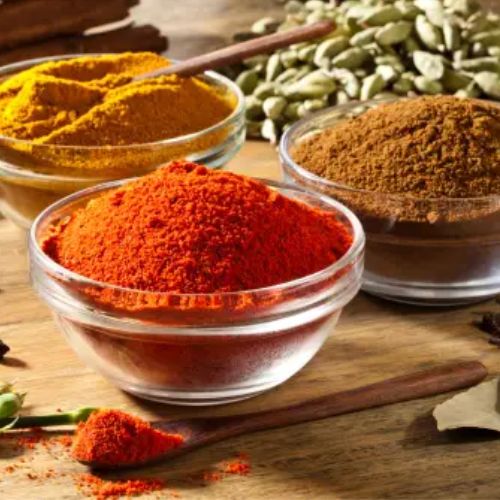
<box><xmin>292</xmin><ymin>96</ymin><xmax>500</xmax><ymax>199</ymax></box>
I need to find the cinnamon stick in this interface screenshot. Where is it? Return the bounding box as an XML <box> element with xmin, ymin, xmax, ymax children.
<box><xmin>0</xmin><ymin>25</ymin><xmax>168</xmax><ymax>65</ymax></box>
<box><xmin>0</xmin><ymin>0</ymin><xmax>138</xmax><ymax>49</ymax></box>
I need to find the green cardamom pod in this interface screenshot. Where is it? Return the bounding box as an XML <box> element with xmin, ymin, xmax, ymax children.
<box><xmin>455</xmin><ymin>56</ymin><xmax>500</xmax><ymax>72</ymax></box>
<box><xmin>350</xmin><ymin>27</ymin><xmax>380</xmax><ymax>47</ymax></box>
<box><xmin>331</xmin><ymin>68</ymin><xmax>361</xmax><ymax>98</ymax></box>
<box><xmin>266</xmin><ymin>54</ymin><xmax>283</xmax><ymax>82</ymax></box>
<box><xmin>395</xmin><ymin>0</ymin><xmax>421</xmax><ymax>20</ymax></box>
<box><xmin>376</xmin><ymin>64</ymin><xmax>400</xmax><ymax>83</ymax></box>
<box><xmin>466</xmin><ymin>11</ymin><xmax>489</xmax><ymax>35</ymax></box>
<box><xmin>275</xmin><ymin>68</ymin><xmax>300</xmax><ymax>84</ymax></box>
<box><xmin>443</xmin><ymin>20</ymin><xmax>461</xmax><ymax>51</ymax></box>
<box><xmin>362</xmin><ymin>5</ymin><xmax>403</xmax><ymax>26</ymax></box>
<box><xmin>236</xmin><ymin>69</ymin><xmax>259</xmax><ymax>95</ymax></box>
<box><xmin>442</xmin><ymin>68</ymin><xmax>473</xmax><ymax>91</ymax></box>
<box><xmin>283</xmin><ymin>70</ymin><xmax>336</xmax><ymax>100</ymax></box>
<box><xmin>263</xmin><ymin>96</ymin><xmax>288</xmax><ymax>120</ymax></box>
<box><xmin>335</xmin><ymin>90</ymin><xmax>351</xmax><ymax>105</ymax></box>
<box><xmin>414</xmin><ymin>75</ymin><xmax>443</xmax><ymax>94</ymax></box>
<box><xmin>302</xmin><ymin>98</ymin><xmax>328</xmax><ymax>113</ymax></box>
<box><xmin>474</xmin><ymin>71</ymin><xmax>500</xmax><ymax>98</ymax></box>
<box><xmin>413</xmin><ymin>51</ymin><xmax>445</xmax><ymax>79</ymax></box>
<box><xmin>332</xmin><ymin>47</ymin><xmax>369</xmax><ymax>69</ymax></box>
<box><xmin>471</xmin><ymin>42</ymin><xmax>488</xmax><ymax>56</ymax></box>
<box><xmin>0</xmin><ymin>393</ymin><xmax>24</xmax><ymax>419</ymax></box>
<box><xmin>284</xmin><ymin>101</ymin><xmax>301</xmax><ymax>120</ymax></box>
<box><xmin>243</xmin><ymin>55</ymin><xmax>269</xmax><ymax>71</ymax></box>
<box><xmin>245</xmin><ymin>95</ymin><xmax>264</xmax><ymax>120</ymax></box>
<box><xmin>375</xmin><ymin>54</ymin><xmax>405</xmax><ymax>73</ymax></box>
<box><xmin>393</xmin><ymin>75</ymin><xmax>415</xmax><ymax>94</ymax></box>
<box><xmin>415</xmin><ymin>0</ymin><xmax>445</xmax><ymax>27</ymax></box>
<box><xmin>404</xmin><ymin>36</ymin><xmax>422</xmax><ymax>53</ymax></box>
<box><xmin>261</xmin><ymin>118</ymin><xmax>279</xmax><ymax>144</ymax></box>
<box><xmin>280</xmin><ymin>50</ymin><xmax>299</xmax><ymax>68</ymax></box>
<box><xmin>313</xmin><ymin>37</ymin><xmax>350</xmax><ymax>68</ymax></box>
<box><xmin>415</xmin><ymin>14</ymin><xmax>444</xmax><ymax>50</ymax></box>
<box><xmin>254</xmin><ymin>82</ymin><xmax>280</xmax><ymax>99</ymax></box>
<box><xmin>454</xmin><ymin>83</ymin><xmax>480</xmax><ymax>98</ymax></box>
<box><xmin>297</xmin><ymin>44</ymin><xmax>317</xmax><ymax>63</ymax></box>
<box><xmin>470</xmin><ymin>29</ymin><xmax>500</xmax><ymax>46</ymax></box>
<box><xmin>360</xmin><ymin>73</ymin><xmax>386</xmax><ymax>100</ymax></box>
<box><xmin>376</xmin><ymin>21</ymin><xmax>413</xmax><ymax>45</ymax></box>
<box><xmin>251</xmin><ymin>17</ymin><xmax>279</xmax><ymax>35</ymax></box>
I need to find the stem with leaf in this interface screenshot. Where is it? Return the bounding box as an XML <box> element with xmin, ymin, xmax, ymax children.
<box><xmin>0</xmin><ymin>407</ymin><xmax>98</xmax><ymax>430</ymax></box>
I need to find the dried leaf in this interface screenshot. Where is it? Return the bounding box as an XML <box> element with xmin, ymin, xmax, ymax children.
<box><xmin>433</xmin><ymin>378</ymin><xmax>500</xmax><ymax>431</ymax></box>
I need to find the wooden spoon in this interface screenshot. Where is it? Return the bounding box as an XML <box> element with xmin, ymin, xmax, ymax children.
<box><xmin>80</xmin><ymin>360</ymin><xmax>487</xmax><ymax>470</ymax></box>
<box><xmin>135</xmin><ymin>20</ymin><xmax>335</xmax><ymax>80</ymax></box>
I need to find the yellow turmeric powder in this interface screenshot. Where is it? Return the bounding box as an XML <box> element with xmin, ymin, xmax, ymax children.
<box><xmin>0</xmin><ymin>52</ymin><xmax>241</xmax><ymax>228</ymax></box>
<box><xmin>0</xmin><ymin>52</ymin><xmax>235</xmax><ymax>146</ymax></box>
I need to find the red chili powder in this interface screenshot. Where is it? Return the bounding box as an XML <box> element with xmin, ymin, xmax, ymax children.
<box><xmin>75</xmin><ymin>473</ymin><xmax>165</xmax><ymax>499</ymax></box>
<box><xmin>71</xmin><ymin>409</ymin><xmax>183</xmax><ymax>466</ymax></box>
<box><xmin>203</xmin><ymin>452</ymin><xmax>251</xmax><ymax>483</ymax></box>
<box><xmin>43</xmin><ymin>161</ymin><xmax>352</xmax><ymax>295</ymax></box>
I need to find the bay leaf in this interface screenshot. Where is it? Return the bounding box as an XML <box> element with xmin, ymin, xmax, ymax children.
<box><xmin>433</xmin><ymin>378</ymin><xmax>500</xmax><ymax>432</ymax></box>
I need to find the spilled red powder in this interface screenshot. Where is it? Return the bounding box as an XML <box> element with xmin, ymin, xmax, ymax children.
<box><xmin>223</xmin><ymin>459</ymin><xmax>250</xmax><ymax>475</ymax></box>
<box><xmin>203</xmin><ymin>452</ymin><xmax>251</xmax><ymax>483</ymax></box>
<box><xmin>75</xmin><ymin>473</ymin><xmax>165</xmax><ymax>499</ymax></box>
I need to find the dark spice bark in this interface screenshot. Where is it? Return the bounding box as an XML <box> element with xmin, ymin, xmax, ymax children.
<box><xmin>0</xmin><ymin>25</ymin><xmax>168</xmax><ymax>65</ymax></box>
<box><xmin>0</xmin><ymin>0</ymin><xmax>138</xmax><ymax>49</ymax></box>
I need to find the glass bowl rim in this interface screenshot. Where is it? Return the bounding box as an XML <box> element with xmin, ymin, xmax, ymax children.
<box><xmin>279</xmin><ymin>96</ymin><xmax>500</xmax><ymax>204</ymax></box>
<box><xmin>30</xmin><ymin>176</ymin><xmax>365</xmax><ymax>300</ymax></box>
<box><xmin>0</xmin><ymin>53</ymin><xmax>245</xmax><ymax>151</ymax></box>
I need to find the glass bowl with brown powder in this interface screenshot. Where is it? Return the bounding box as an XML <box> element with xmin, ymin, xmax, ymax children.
<box><xmin>0</xmin><ymin>53</ymin><xmax>245</xmax><ymax>228</ymax></box>
<box><xmin>280</xmin><ymin>95</ymin><xmax>500</xmax><ymax>306</ymax></box>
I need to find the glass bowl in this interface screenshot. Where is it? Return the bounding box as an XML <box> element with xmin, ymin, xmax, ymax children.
<box><xmin>280</xmin><ymin>98</ymin><xmax>500</xmax><ymax>306</ymax></box>
<box><xmin>29</xmin><ymin>178</ymin><xmax>365</xmax><ymax>406</ymax></box>
<box><xmin>0</xmin><ymin>54</ymin><xmax>245</xmax><ymax>229</ymax></box>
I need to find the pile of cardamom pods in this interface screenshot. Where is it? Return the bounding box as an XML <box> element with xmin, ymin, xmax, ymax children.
<box><xmin>225</xmin><ymin>0</ymin><xmax>500</xmax><ymax>142</ymax></box>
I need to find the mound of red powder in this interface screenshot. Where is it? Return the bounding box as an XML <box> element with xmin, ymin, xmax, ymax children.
<box><xmin>43</xmin><ymin>161</ymin><xmax>352</xmax><ymax>294</ymax></box>
<box><xmin>71</xmin><ymin>409</ymin><xmax>183</xmax><ymax>466</ymax></box>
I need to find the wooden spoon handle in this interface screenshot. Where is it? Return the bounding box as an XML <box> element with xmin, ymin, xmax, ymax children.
<box><xmin>138</xmin><ymin>20</ymin><xmax>335</xmax><ymax>79</ymax></box>
<box><xmin>215</xmin><ymin>361</ymin><xmax>487</xmax><ymax>438</ymax></box>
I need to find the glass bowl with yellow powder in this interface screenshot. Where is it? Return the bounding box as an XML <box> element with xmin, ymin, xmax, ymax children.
<box><xmin>280</xmin><ymin>96</ymin><xmax>500</xmax><ymax>306</ymax></box>
<box><xmin>0</xmin><ymin>53</ymin><xmax>245</xmax><ymax>228</ymax></box>
<box><xmin>29</xmin><ymin>173</ymin><xmax>364</xmax><ymax>405</ymax></box>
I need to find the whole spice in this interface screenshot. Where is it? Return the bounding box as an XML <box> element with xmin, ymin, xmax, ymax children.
<box><xmin>227</xmin><ymin>0</ymin><xmax>500</xmax><ymax>141</ymax></box>
<box><xmin>0</xmin><ymin>52</ymin><xmax>234</xmax><ymax>148</ymax></box>
<box><xmin>291</xmin><ymin>95</ymin><xmax>500</xmax><ymax>198</ymax></box>
<box><xmin>43</xmin><ymin>160</ymin><xmax>352</xmax><ymax>295</ymax></box>
<box><xmin>474</xmin><ymin>311</ymin><xmax>500</xmax><ymax>345</ymax></box>
<box><xmin>0</xmin><ymin>339</ymin><xmax>10</xmax><ymax>360</ymax></box>
<box><xmin>71</xmin><ymin>409</ymin><xmax>183</xmax><ymax>466</ymax></box>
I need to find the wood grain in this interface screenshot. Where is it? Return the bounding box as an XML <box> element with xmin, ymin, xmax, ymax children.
<box><xmin>1</xmin><ymin>0</ymin><xmax>500</xmax><ymax>498</ymax></box>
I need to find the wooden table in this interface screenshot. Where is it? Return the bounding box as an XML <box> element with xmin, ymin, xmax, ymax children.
<box><xmin>1</xmin><ymin>1</ymin><xmax>500</xmax><ymax>498</ymax></box>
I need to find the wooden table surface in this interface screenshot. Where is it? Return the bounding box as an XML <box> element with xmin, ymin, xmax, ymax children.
<box><xmin>1</xmin><ymin>1</ymin><xmax>500</xmax><ymax>499</ymax></box>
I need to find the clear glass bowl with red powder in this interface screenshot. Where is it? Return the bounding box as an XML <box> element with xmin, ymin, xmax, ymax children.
<box><xmin>280</xmin><ymin>98</ymin><xmax>500</xmax><ymax>306</ymax></box>
<box><xmin>29</xmin><ymin>178</ymin><xmax>364</xmax><ymax>406</ymax></box>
